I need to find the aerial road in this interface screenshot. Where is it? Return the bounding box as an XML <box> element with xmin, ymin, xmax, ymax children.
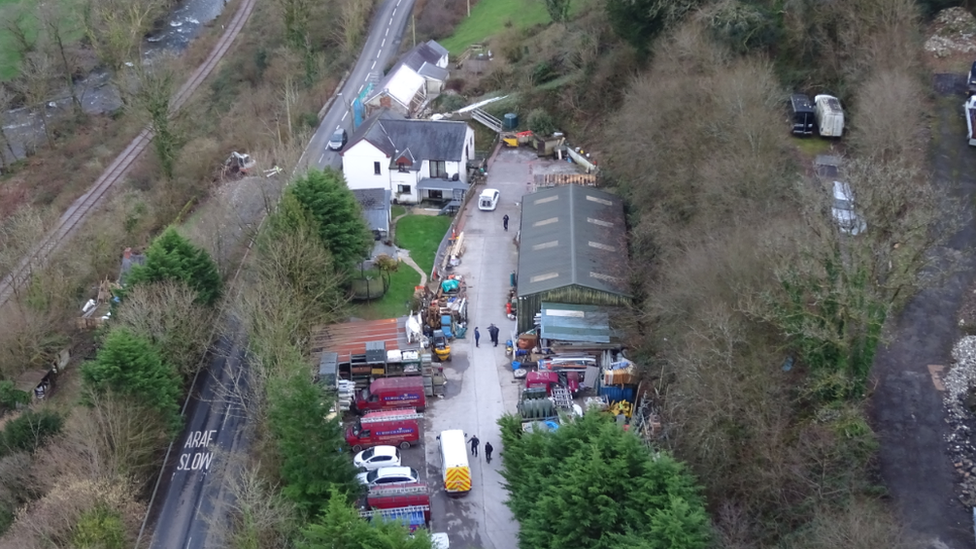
<box><xmin>140</xmin><ymin>0</ymin><xmax>417</xmax><ymax>546</ymax></box>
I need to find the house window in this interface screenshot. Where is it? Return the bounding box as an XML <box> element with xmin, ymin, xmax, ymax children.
<box><xmin>374</xmin><ymin>161</ymin><xmax>381</xmax><ymax>175</ymax></box>
<box><xmin>398</xmin><ymin>184</ymin><xmax>411</xmax><ymax>194</ymax></box>
<box><xmin>428</xmin><ymin>190</ymin><xmax>443</xmax><ymax>200</ymax></box>
<box><xmin>465</xmin><ymin>145</ymin><xmax>469</xmax><ymax>160</ymax></box>
<box><xmin>430</xmin><ymin>160</ymin><xmax>447</xmax><ymax>179</ymax></box>
<box><xmin>397</xmin><ymin>162</ymin><xmax>408</xmax><ymax>173</ymax></box>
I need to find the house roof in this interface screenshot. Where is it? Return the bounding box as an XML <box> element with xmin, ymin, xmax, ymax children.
<box><xmin>366</xmin><ymin>41</ymin><xmax>449</xmax><ymax>107</ymax></box>
<box><xmin>353</xmin><ymin>188</ymin><xmax>391</xmax><ymax>233</ymax></box>
<box><xmin>345</xmin><ymin>108</ymin><xmax>469</xmax><ymax>163</ymax></box>
<box><xmin>311</xmin><ymin>317</ymin><xmax>420</xmax><ymax>363</ymax></box>
<box><xmin>517</xmin><ymin>185</ymin><xmax>630</xmax><ymax>298</ymax></box>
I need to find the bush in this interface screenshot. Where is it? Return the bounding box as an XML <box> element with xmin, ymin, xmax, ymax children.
<box><xmin>72</xmin><ymin>505</ymin><xmax>126</xmax><ymax>549</ymax></box>
<box><xmin>289</xmin><ymin>169</ymin><xmax>374</xmax><ymax>272</ymax></box>
<box><xmin>125</xmin><ymin>227</ymin><xmax>223</xmax><ymax>306</ymax></box>
<box><xmin>527</xmin><ymin>108</ymin><xmax>557</xmax><ymax>136</ymax></box>
<box><xmin>0</xmin><ymin>409</ymin><xmax>64</xmax><ymax>456</ymax></box>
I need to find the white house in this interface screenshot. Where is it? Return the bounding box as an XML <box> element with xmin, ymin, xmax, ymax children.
<box><xmin>341</xmin><ymin>109</ymin><xmax>475</xmax><ymax>205</ymax></box>
<box><xmin>364</xmin><ymin>40</ymin><xmax>450</xmax><ymax>118</ymax></box>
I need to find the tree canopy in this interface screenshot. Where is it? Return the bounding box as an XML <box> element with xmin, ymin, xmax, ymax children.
<box><xmin>125</xmin><ymin>227</ymin><xmax>223</xmax><ymax>306</ymax></box>
<box><xmin>81</xmin><ymin>328</ymin><xmax>182</xmax><ymax>430</ymax></box>
<box><xmin>267</xmin><ymin>373</ymin><xmax>360</xmax><ymax>517</ymax></box>
<box><xmin>288</xmin><ymin>168</ymin><xmax>373</xmax><ymax>272</ymax></box>
<box><xmin>499</xmin><ymin>412</ymin><xmax>710</xmax><ymax>549</ymax></box>
<box><xmin>299</xmin><ymin>489</ymin><xmax>434</xmax><ymax>549</ymax></box>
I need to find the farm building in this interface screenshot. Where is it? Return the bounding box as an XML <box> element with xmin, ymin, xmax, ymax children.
<box><xmin>515</xmin><ymin>184</ymin><xmax>631</xmax><ymax>334</ymax></box>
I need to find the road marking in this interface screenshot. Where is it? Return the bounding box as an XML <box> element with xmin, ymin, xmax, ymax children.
<box><xmin>928</xmin><ymin>364</ymin><xmax>946</xmax><ymax>391</ymax></box>
<box><xmin>381</xmin><ymin>38</ymin><xmax>386</xmax><ymax>47</ymax></box>
<box><xmin>385</xmin><ymin>27</ymin><xmax>389</xmax><ymax>36</ymax></box>
<box><xmin>371</xmin><ymin>60</ymin><xmax>377</xmax><ymax>69</ymax></box>
<box><xmin>319</xmin><ymin>153</ymin><xmax>325</xmax><ymax>163</ymax></box>
<box><xmin>342</xmin><ymin>111</ymin><xmax>348</xmax><ymax>120</ymax></box>
<box><xmin>389</xmin><ymin>16</ymin><xmax>393</xmax><ymax>24</ymax></box>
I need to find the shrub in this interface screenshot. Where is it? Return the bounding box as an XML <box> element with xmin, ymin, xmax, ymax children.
<box><xmin>125</xmin><ymin>227</ymin><xmax>223</xmax><ymax>306</ymax></box>
<box><xmin>0</xmin><ymin>409</ymin><xmax>64</xmax><ymax>456</ymax></box>
<box><xmin>72</xmin><ymin>505</ymin><xmax>126</xmax><ymax>549</ymax></box>
<box><xmin>527</xmin><ymin>108</ymin><xmax>557</xmax><ymax>136</ymax></box>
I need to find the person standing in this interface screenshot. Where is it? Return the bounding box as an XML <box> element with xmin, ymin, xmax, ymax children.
<box><xmin>474</xmin><ymin>327</ymin><xmax>481</xmax><ymax>347</ymax></box>
<box><xmin>503</xmin><ymin>214</ymin><xmax>510</xmax><ymax>231</ymax></box>
<box><xmin>468</xmin><ymin>435</ymin><xmax>480</xmax><ymax>456</ymax></box>
<box><xmin>488</xmin><ymin>324</ymin><xmax>500</xmax><ymax>347</ymax></box>
<box><xmin>484</xmin><ymin>441</ymin><xmax>494</xmax><ymax>464</ymax></box>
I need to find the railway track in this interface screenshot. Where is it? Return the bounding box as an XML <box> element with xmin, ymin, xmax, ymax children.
<box><xmin>0</xmin><ymin>0</ymin><xmax>258</xmax><ymax>307</ymax></box>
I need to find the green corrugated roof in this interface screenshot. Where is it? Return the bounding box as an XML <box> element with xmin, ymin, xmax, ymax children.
<box><xmin>517</xmin><ymin>185</ymin><xmax>629</xmax><ymax>297</ymax></box>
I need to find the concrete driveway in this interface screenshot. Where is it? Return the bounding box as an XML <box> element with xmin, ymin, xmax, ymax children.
<box><xmin>423</xmin><ymin>146</ymin><xmax>584</xmax><ymax>549</ymax></box>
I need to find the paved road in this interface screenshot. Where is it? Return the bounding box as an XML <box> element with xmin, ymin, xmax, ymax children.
<box><xmin>424</xmin><ymin>148</ymin><xmax>551</xmax><ymax>549</ymax></box>
<box><xmin>142</xmin><ymin>1</ymin><xmax>417</xmax><ymax>545</ymax></box>
<box><xmin>304</xmin><ymin>0</ymin><xmax>414</xmax><ymax>170</ymax></box>
<box><xmin>871</xmin><ymin>75</ymin><xmax>976</xmax><ymax>549</ymax></box>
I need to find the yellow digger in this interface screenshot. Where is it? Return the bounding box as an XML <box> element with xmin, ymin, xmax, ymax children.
<box><xmin>432</xmin><ymin>329</ymin><xmax>452</xmax><ymax>362</ymax></box>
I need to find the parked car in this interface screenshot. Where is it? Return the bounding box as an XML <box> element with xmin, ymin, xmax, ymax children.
<box><xmin>328</xmin><ymin>128</ymin><xmax>348</xmax><ymax>151</ymax></box>
<box><xmin>356</xmin><ymin>466</ymin><xmax>421</xmax><ymax>488</ymax></box>
<box><xmin>831</xmin><ymin>180</ymin><xmax>867</xmax><ymax>235</ymax></box>
<box><xmin>478</xmin><ymin>189</ymin><xmax>500</xmax><ymax>211</ymax></box>
<box><xmin>353</xmin><ymin>445</ymin><xmax>402</xmax><ymax>471</ymax></box>
<box><xmin>969</xmin><ymin>61</ymin><xmax>976</xmax><ymax>95</ymax></box>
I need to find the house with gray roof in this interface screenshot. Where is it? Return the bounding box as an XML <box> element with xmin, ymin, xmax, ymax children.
<box><xmin>341</xmin><ymin>108</ymin><xmax>475</xmax><ymax>204</ymax></box>
<box><xmin>365</xmin><ymin>40</ymin><xmax>450</xmax><ymax>118</ymax></box>
<box><xmin>516</xmin><ymin>185</ymin><xmax>631</xmax><ymax>333</ymax></box>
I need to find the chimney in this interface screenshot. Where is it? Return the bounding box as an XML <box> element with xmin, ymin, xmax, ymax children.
<box><xmin>380</xmin><ymin>95</ymin><xmax>392</xmax><ymax>108</ymax></box>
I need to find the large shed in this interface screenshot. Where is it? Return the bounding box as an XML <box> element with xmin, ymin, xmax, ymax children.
<box><xmin>516</xmin><ymin>185</ymin><xmax>630</xmax><ymax>333</ymax></box>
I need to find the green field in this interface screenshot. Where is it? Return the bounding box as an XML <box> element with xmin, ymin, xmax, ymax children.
<box><xmin>439</xmin><ymin>0</ymin><xmax>551</xmax><ymax>55</ymax></box>
<box><xmin>394</xmin><ymin>215</ymin><xmax>452</xmax><ymax>274</ymax></box>
<box><xmin>0</xmin><ymin>0</ymin><xmax>85</xmax><ymax>81</ymax></box>
<box><xmin>354</xmin><ymin>267</ymin><xmax>422</xmax><ymax>320</ymax></box>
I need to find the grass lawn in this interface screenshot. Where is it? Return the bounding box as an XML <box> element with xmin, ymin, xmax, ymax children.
<box><xmin>391</xmin><ymin>204</ymin><xmax>407</xmax><ymax>219</ymax></box>
<box><xmin>439</xmin><ymin>0</ymin><xmax>551</xmax><ymax>55</ymax></box>
<box><xmin>0</xmin><ymin>0</ymin><xmax>86</xmax><ymax>81</ymax></box>
<box><xmin>353</xmin><ymin>266</ymin><xmax>421</xmax><ymax>320</ymax></box>
<box><xmin>395</xmin><ymin>215</ymin><xmax>452</xmax><ymax>274</ymax></box>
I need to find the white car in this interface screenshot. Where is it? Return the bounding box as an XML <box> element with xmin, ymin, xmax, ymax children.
<box><xmin>356</xmin><ymin>466</ymin><xmax>420</xmax><ymax>488</ymax></box>
<box><xmin>478</xmin><ymin>188</ymin><xmax>500</xmax><ymax>211</ymax></box>
<box><xmin>353</xmin><ymin>445</ymin><xmax>401</xmax><ymax>471</ymax></box>
<box><xmin>831</xmin><ymin>180</ymin><xmax>867</xmax><ymax>235</ymax></box>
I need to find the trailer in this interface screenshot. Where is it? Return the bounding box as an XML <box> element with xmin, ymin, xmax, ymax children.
<box><xmin>814</xmin><ymin>94</ymin><xmax>845</xmax><ymax>138</ymax></box>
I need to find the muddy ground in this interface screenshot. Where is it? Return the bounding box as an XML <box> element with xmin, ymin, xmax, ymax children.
<box><xmin>871</xmin><ymin>73</ymin><xmax>976</xmax><ymax>549</ymax></box>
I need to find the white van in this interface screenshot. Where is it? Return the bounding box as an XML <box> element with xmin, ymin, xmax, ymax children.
<box><xmin>437</xmin><ymin>429</ymin><xmax>471</xmax><ymax>496</ymax></box>
<box><xmin>814</xmin><ymin>94</ymin><xmax>844</xmax><ymax>137</ymax></box>
<box><xmin>478</xmin><ymin>189</ymin><xmax>500</xmax><ymax>211</ymax></box>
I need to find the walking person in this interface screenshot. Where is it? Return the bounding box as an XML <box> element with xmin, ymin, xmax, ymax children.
<box><xmin>488</xmin><ymin>324</ymin><xmax>500</xmax><ymax>347</ymax></box>
<box><xmin>484</xmin><ymin>441</ymin><xmax>494</xmax><ymax>464</ymax></box>
<box><xmin>468</xmin><ymin>435</ymin><xmax>480</xmax><ymax>457</ymax></box>
<box><xmin>503</xmin><ymin>214</ymin><xmax>509</xmax><ymax>231</ymax></box>
<box><xmin>474</xmin><ymin>327</ymin><xmax>481</xmax><ymax>347</ymax></box>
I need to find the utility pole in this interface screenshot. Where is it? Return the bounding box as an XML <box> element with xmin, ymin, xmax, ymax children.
<box><xmin>466</xmin><ymin>0</ymin><xmax>470</xmax><ymax>17</ymax></box>
<box><xmin>412</xmin><ymin>13</ymin><xmax>416</xmax><ymax>47</ymax></box>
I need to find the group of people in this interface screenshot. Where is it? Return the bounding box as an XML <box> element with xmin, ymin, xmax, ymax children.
<box><xmin>466</xmin><ymin>435</ymin><xmax>494</xmax><ymax>463</ymax></box>
<box><xmin>472</xmin><ymin>324</ymin><xmax>501</xmax><ymax>348</ymax></box>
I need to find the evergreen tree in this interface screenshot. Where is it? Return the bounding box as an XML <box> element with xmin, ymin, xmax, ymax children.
<box><xmin>81</xmin><ymin>328</ymin><xmax>182</xmax><ymax>430</ymax></box>
<box><xmin>299</xmin><ymin>489</ymin><xmax>434</xmax><ymax>549</ymax></box>
<box><xmin>288</xmin><ymin>169</ymin><xmax>373</xmax><ymax>272</ymax></box>
<box><xmin>126</xmin><ymin>227</ymin><xmax>223</xmax><ymax>306</ymax></box>
<box><xmin>499</xmin><ymin>412</ymin><xmax>710</xmax><ymax>549</ymax></box>
<box><xmin>267</xmin><ymin>373</ymin><xmax>360</xmax><ymax>516</ymax></box>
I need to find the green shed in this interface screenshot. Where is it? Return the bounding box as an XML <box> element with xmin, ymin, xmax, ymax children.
<box><xmin>516</xmin><ymin>185</ymin><xmax>631</xmax><ymax>334</ymax></box>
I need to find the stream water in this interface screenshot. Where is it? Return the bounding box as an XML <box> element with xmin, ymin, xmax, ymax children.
<box><xmin>1</xmin><ymin>0</ymin><xmax>229</xmax><ymax>163</ymax></box>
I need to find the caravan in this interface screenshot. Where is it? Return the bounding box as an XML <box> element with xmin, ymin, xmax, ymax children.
<box><xmin>437</xmin><ymin>430</ymin><xmax>471</xmax><ymax>496</ymax></box>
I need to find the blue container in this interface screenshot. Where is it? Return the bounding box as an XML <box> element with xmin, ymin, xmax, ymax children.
<box><xmin>511</xmin><ymin>360</ymin><xmax>522</xmax><ymax>371</ymax></box>
<box><xmin>504</xmin><ymin>113</ymin><xmax>519</xmax><ymax>131</ymax></box>
<box><xmin>599</xmin><ymin>386</ymin><xmax>635</xmax><ymax>403</ymax></box>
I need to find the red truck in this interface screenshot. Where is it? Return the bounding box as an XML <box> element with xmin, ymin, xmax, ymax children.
<box><xmin>355</xmin><ymin>377</ymin><xmax>426</xmax><ymax>413</ymax></box>
<box><xmin>359</xmin><ymin>483</ymin><xmax>431</xmax><ymax>530</ymax></box>
<box><xmin>346</xmin><ymin>409</ymin><xmax>423</xmax><ymax>451</ymax></box>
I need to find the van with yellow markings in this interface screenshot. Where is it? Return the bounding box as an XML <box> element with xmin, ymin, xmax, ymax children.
<box><xmin>437</xmin><ymin>429</ymin><xmax>471</xmax><ymax>497</ymax></box>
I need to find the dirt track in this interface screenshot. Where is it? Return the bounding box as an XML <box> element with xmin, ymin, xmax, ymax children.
<box><xmin>871</xmin><ymin>74</ymin><xmax>976</xmax><ymax>549</ymax></box>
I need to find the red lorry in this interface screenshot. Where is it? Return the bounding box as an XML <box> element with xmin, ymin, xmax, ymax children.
<box><xmin>355</xmin><ymin>377</ymin><xmax>426</xmax><ymax>413</ymax></box>
<box><xmin>359</xmin><ymin>483</ymin><xmax>431</xmax><ymax>530</ymax></box>
<box><xmin>346</xmin><ymin>409</ymin><xmax>423</xmax><ymax>451</ymax></box>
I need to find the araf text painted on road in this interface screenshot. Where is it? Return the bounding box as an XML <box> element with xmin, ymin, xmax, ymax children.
<box><xmin>177</xmin><ymin>429</ymin><xmax>218</xmax><ymax>471</ymax></box>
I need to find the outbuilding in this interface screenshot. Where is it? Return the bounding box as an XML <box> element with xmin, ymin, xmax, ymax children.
<box><xmin>515</xmin><ymin>185</ymin><xmax>631</xmax><ymax>333</ymax></box>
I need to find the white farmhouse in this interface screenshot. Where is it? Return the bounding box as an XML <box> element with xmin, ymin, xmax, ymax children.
<box><xmin>364</xmin><ymin>40</ymin><xmax>450</xmax><ymax>118</ymax></box>
<box><xmin>341</xmin><ymin>108</ymin><xmax>475</xmax><ymax>205</ymax></box>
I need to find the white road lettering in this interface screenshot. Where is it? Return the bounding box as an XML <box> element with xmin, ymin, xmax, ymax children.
<box><xmin>177</xmin><ymin>429</ymin><xmax>218</xmax><ymax>471</ymax></box>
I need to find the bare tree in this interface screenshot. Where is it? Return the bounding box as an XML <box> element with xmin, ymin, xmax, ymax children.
<box><xmin>83</xmin><ymin>0</ymin><xmax>167</xmax><ymax>72</ymax></box>
<box><xmin>12</xmin><ymin>51</ymin><xmax>58</xmax><ymax>147</ymax></box>
<box><xmin>113</xmin><ymin>281</ymin><xmax>217</xmax><ymax>379</ymax></box>
<box><xmin>37</xmin><ymin>0</ymin><xmax>84</xmax><ymax>116</ymax></box>
<box><xmin>0</xmin><ymin>86</ymin><xmax>17</xmax><ymax>166</ymax></box>
<box><xmin>0</xmin><ymin>2</ymin><xmax>38</xmax><ymax>60</ymax></box>
<box><xmin>219</xmin><ymin>464</ymin><xmax>297</xmax><ymax>549</ymax></box>
<box><xmin>125</xmin><ymin>57</ymin><xmax>181</xmax><ymax>179</ymax></box>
